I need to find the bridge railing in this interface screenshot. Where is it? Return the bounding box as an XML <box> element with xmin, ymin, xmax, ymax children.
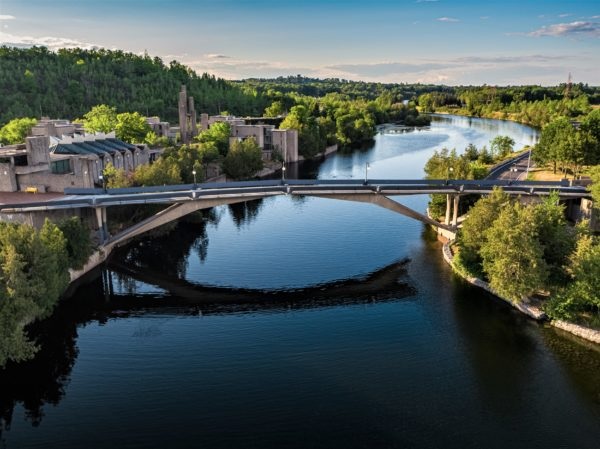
<box><xmin>63</xmin><ymin>178</ymin><xmax>575</xmax><ymax>197</ymax></box>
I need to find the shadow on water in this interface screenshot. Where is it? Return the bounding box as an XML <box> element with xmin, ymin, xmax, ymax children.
<box><xmin>0</xmin><ymin>256</ymin><xmax>416</xmax><ymax>438</ymax></box>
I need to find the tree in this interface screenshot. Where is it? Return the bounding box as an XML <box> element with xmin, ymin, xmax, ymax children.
<box><xmin>457</xmin><ymin>188</ymin><xmax>510</xmax><ymax>273</ymax></box>
<box><xmin>82</xmin><ymin>105</ymin><xmax>117</xmax><ymax>133</ymax></box>
<box><xmin>0</xmin><ymin>117</ymin><xmax>37</xmax><ymax>144</ymax></box>
<box><xmin>534</xmin><ymin>117</ymin><xmax>573</xmax><ymax>174</ymax></box>
<box><xmin>115</xmin><ymin>112</ymin><xmax>153</xmax><ymax>144</ymax></box>
<box><xmin>222</xmin><ymin>137</ymin><xmax>263</xmax><ymax>180</ymax></box>
<box><xmin>490</xmin><ymin>135</ymin><xmax>515</xmax><ymax>160</ymax></box>
<box><xmin>196</xmin><ymin>122</ymin><xmax>231</xmax><ymax>156</ymax></box>
<box><xmin>132</xmin><ymin>157</ymin><xmax>181</xmax><ymax>186</ymax></box>
<box><xmin>103</xmin><ymin>162</ymin><xmax>132</xmax><ymax>188</ymax></box>
<box><xmin>480</xmin><ymin>202</ymin><xmax>548</xmax><ymax>302</ymax></box>
<box><xmin>264</xmin><ymin>100</ymin><xmax>285</xmax><ymax>117</ymax></box>
<box><xmin>0</xmin><ymin>221</ymin><xmax>70</xmax><ymax>366</ymax></box>
<box><xmin>532</xmin><ymin>192</ymin><xmax>575</xmax><ymax>285</ymax></box>
<box><xmin>57</xmin><ymin>217</ymin><xmax>93</xmax><ymax>269</ymax></box>
<box><xmin>546</xmin><ymin>231</ymin><xmax>600</xmax><ymax>321</ymax></box>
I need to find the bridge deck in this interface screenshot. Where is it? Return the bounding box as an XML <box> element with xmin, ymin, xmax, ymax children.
<box><xmin>0</xmin><ymin>178</ymin><xmax>589</xmax><ymax>213</ymax></box>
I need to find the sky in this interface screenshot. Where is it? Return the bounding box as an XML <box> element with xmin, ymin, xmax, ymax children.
<box><xmin>0</xmin><ymin>0</ymin><xmax>599</xmax><ymax>85</ymax></box>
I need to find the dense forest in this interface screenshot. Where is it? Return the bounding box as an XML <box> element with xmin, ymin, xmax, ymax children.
<box><xmin>0</xmin><ymin>46</ymin><xmax>267</xmax><ymax>125</ymax></box>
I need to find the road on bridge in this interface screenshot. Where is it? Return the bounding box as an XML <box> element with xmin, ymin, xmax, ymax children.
<box><xmin>486</xmin><ymin>151</ymin><xmax>532</xmax><ymax>182</ymax></box>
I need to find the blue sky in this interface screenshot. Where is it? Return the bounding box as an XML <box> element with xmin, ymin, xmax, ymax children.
<box><xmin>0</xmin><ymin>0</ymin><xmax>599</xmax><ymax>85</ymax></box>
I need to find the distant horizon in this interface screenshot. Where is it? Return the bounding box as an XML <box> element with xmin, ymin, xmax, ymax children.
<box><xmin>1</xmin><ymin>0</ymin><xmax>599</xmax><ymax>85</ymax></box>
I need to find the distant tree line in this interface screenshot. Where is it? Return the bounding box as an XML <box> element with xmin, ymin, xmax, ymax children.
<box><xmin>418</xmin><ymin>84</ymin><xmax>599</xmax><ymax>128</ymax></box>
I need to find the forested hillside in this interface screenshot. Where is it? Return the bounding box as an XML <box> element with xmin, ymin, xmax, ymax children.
<box><xmin>238</xmin><ymin>75</ymin><xmax>453</xmax><ymax>101</ymax></box>
<box><xmin>0</xmin><ymin>46</ymin><xmax>267</xmax><ymax>126</ymax></box>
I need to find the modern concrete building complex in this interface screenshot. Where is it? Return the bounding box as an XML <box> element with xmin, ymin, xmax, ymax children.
<box><xmin>199</xmin><ymin>112</ymin><xmax>299</xmax><ymax>163</ymax></box>
<box><xmin>0</xmin><ymin>119</ymin><xmax>151</xmax><ymax>193</ymax></box>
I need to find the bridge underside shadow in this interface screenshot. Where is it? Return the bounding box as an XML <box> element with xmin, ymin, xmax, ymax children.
<box><xmin>104</xmin><ymin>192</ymin><xmax>452</xmax><ymax>250</ymax></box>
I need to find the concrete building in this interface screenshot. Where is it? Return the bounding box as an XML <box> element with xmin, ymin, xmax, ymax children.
<box><xmin>30</xmin><ymin>118</ymin><xmax>85</xmax><ymax>139</ymax></box>
<box><xmin>146</xmin><ymin>116</ymin><xmax>177</xmax><ymax>140</ymax></box>
<box><xmin>202</xmin><ymin>114</ymin><xmax>299</xmax><ymax>163</ymax></box>
<box><xmin>0</xmin><ymin>124</ymin><xmax>151</xmax><ymax>193</ymax></box>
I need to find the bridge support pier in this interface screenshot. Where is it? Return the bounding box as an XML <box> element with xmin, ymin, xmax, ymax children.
<box><xmin>95</xmin><ymin>207</ymin><xmax>108</xmax><ymax>243</ymax></box>
<box><xmin>452</xmin><ymin>195</ymin><xmax>460</xmax><ymax>228</ymax></box>
<box><xmin>444</xmin><ymin>194</ymin><xmax>460</xmax><ymax>228</ymax></box>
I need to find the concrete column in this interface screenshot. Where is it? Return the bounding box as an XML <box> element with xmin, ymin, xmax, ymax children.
<box><xmin>102</xmin><ymin>207</ymin><xmax>108</xmax><ymax>239</ymax></box>
<box><xmin>445</xmin><ymin>194</ymin><xmax>452</xmax><ymax>225</ymax></box>
<box><xmin>452</xmin><ymin>195</ymin><xmax>460</xmax><ymax>228</ymax></box>
<box><xmin>95</xmin><ymin>207</ymin><xmax>108</xmax><ymax>243</ymax></box>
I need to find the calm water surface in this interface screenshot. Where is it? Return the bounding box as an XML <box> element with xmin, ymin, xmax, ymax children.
<box><xmin>2</xmin><ymin>115</ymin><xmax>600</xmax><ymax>448</ymax></box>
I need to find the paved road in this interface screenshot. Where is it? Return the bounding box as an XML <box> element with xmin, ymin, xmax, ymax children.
<box><xmin>486</xmin><ymin>151</ymin><xmax>533</xmax><ymax>181</ymax></box>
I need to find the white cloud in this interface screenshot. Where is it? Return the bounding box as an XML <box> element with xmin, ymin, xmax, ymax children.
<box><xmin>0</xmin><ymin>31</ymin><xmax>102</xmax><ymax>50</ymax></box>
<box><xmin>0</xmin><ymin>15</ymin><xmax>16</xmax><ymax>20</ymax></box>
<box><xmin>528</xmin><ymin>21</ymin><xmax>600</xmax><ymax>38</ymax></box>
<box><xmin>204</xmin><ymin>54</ymin><xmax>231</xmax><ymax>59</ymax></box>
<box><xmin>558</xmin><ymin>13</ymin><xmax>572</xmax><ymax>18</ymax></box>
<box><xmin>436</xmin><ymin>17</ymin><xmax>459</xmax><ymax>22</ymax></box>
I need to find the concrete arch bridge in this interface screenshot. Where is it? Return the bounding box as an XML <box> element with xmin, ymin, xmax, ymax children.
<box><xmin>0</xmin><ymin>178</ymin><xmax>590</xmax><ymax>251</ymax></box>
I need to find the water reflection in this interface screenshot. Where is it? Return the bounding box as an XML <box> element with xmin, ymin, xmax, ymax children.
<box><xmin>0</xmin><ymin>258</ymin><xmax>416</xmax><ymax>437</ymax></box>
<box><xmin>228</xmin><ymin>198</ymin><xmax>264</xmax><ymax>229</ymax></box>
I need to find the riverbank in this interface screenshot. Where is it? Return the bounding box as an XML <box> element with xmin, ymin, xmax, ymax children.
<box><xmin>441</xmin><ymin>240</ymin><xmax>600</xmax><ymax>345</ymax></box>
<box><xmin>432</xmin><ymin>109</ymin><xmax>543</xmax><ymax>129</ymax></box>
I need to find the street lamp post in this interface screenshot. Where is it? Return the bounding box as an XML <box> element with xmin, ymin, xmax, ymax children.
<box><xmin>99</xmin><ymin>174</ymin><xmax>106</xmax><ymax>193</ymax></box>
<box><xmin>446</xmin><ymin>166</ymin><xmax>454</xmax><ymax>184</ymax></box>
<box><xmin>364</xmin><ymin>162</ymin><xmax>370</xmax><ymax>184</ymax></box>
<box><xmin>525</xmin><ymin>149</ymin><xmax>532</xmax><ymax>178</ymax></box>
<box><xmin>511</xmin><ymin>164</ymin><xmax>518</xmax><ymax>181</ymax></box>
<box><xmin>192</xmin><ymin>169</ymin><xmax>197</xmax><ymax>189</ymax></box>
<box><xmin>281</xmin><ymin>164</ymin><xmax>286</xmax><ymax>182</ymax></box>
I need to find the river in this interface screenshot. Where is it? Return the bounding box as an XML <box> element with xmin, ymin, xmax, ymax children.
<box><xmin>2</xmin><ymin>115</ymin><xmax>599</xmax><ymax>448</ymax></box>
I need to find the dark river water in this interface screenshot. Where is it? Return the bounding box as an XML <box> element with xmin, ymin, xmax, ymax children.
<box><xmin>2</xmin><ymin>115</ymin><xmax>600</xmax><ymax>448</ymax></box>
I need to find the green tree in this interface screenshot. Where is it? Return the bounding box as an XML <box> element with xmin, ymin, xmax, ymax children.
<box><xmin>546</xmin><ymin>231</ymin><xmax>600</xmax><ymax>322</ymax></box>
<box><xmin>264</xmin><ymin>100</ymin><xmax>285</xmax><ymax>117</ymax></box>
<box><xmin>457</xmin><ymin>188</ymin><xmax>510</xmax><ymax>274</ymax></box>
<box><xmin>534</xmin><ymin>117</ymin><xmax>573</xmax><ymax>174</ymax></box>
<box><xmin>196</xmin><ymin>122</ymin><xmax>231</xmax><ymax>156</ymax></box>
<box><xmin>103</xmin><ymin>162</ymin><xmax>132</xmax><ymax>188</ymax></box>
<box><xmin>490</xmin><ymin>135</ymin><xmax>515</xmax><ymax>160</ymax></box>
<box><xmin>480</xmin><ymin>202</ymin><xmax>548</xmax><ymax>302</ymax></box>
<box><xmin>82</xmin><ymin>104</ymin><xmax>117</xmax><ymax>133</ymax></box>
<box><xmin>115</xmin><ymin>112</ymin><xmax>153</xmax><ymax>144</ymax></box>
<box><xmin>132</xmin><ymin>157</ymin><xmax>181</xmax><ymax>186</ymax></box>
<box><xmin>57</xmin><ymin>217</ymin><xmax>93</xmax><ymax>269</ymax></box>
<box><xmin>0</xmin><ymin>221</ymin><xmax>70</xmax><ymax>366</ymax></box>
<box><xmin>532</xmin><ymin>192</ymin><xmax>575</xmax><ymax>285</ymax></box>
<box><xmin>222</xmin><ymin>137</ymin><xmax>263</xmax><ymax>180</ymax></box>
<box><xmin>0</xmin><ymin>117</ymin><xmax>37</xmax><ymax>144</ymax></box>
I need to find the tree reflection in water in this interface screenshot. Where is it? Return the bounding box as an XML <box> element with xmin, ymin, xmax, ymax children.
<box><xmin>0</xmin><ymin>251</ymin><xmax>416</xmax><ymax>437</ymax></box>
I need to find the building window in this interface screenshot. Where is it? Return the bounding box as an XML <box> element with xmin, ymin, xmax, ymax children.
<box><xmin>51</xmin><ymin>159</ymin><xmax>71</xmax><ymax>174</ymax></box>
